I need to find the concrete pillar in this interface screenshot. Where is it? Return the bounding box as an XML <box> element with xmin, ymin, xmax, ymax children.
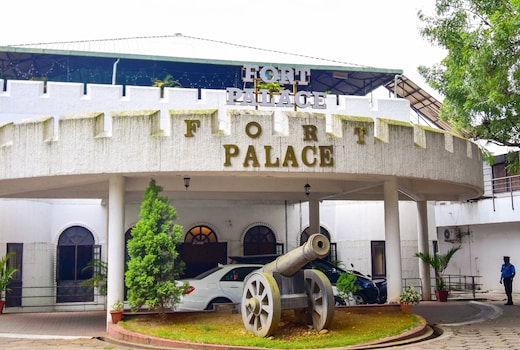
<box><xmin>106</xmin><ymin>175</ymin><xmax>125</xmax><ymax>323</ymax></box>
<box><xmin>416</xmin><ymin>201</ymin><xmax>432</xmax><ymax>300</ymax></box>
<box><xmin>384</xmin><ymin>180</ymin><xmax>402</xmax><ymax>303</ymax></box>
<box><xmin>308</xmin><ymin>199</ymin><xmax>320</xmax><ymax>235</ymax></box>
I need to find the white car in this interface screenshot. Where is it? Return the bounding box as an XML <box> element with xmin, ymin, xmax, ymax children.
<box><xmin>175</xmin><ymin>264</ymin><xmax>262</xmax><ymax>311</ymax></box>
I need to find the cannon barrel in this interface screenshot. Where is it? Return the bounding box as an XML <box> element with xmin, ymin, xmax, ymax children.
<box><xmin>262</xmin><ymin>233</ymin><xmax>330</xmax><ymax>277</ymax></box>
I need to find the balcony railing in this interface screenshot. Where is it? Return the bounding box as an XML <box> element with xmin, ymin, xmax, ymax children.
<box><xmin>491</xmin><ymin>174</ymin><xmax>520</xmax><ymax>210</ymax></box>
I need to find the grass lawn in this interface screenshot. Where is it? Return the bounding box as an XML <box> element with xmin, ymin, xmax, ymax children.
<box><xmin>119</xmin><ymin>305</ymin><xmax>420</xmax><ymax>349</ymax></box>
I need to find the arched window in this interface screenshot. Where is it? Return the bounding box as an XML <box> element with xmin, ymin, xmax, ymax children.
<box><xmin>184</xmin><ymin>225</ymin><xmax>218</xmax><ymax>244</ymax></box>
<box><xmin>56</xmin><ymin>226</ymin><xmax>96</xmax><ymax>303</ymax></box>
<box><xmin>181</xmin><ymin>225</ymin><xmax>223</xmax><ymax>278</ymax></box>
<box><xmin>301</xmin><ymin>226</ymin><xmax>336</xmax><ymax>262</ymax></box>
<box><xmin>243</xmin><ymin>225</ymin><xmax>277</xmax><ymax>256</ymax></box>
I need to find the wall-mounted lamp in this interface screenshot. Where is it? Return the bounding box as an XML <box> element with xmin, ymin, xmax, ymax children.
<box><xmin>304</xmin><ymin>183</ymin><xmax>311</xmax><ymax>197</ymax></box>
<box><xmin>184</xmin><ymin>177</ymin><xmax>190</xmax><ymax>190</ymax></box>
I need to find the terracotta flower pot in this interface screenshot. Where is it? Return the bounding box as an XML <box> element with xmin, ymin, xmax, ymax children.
<box><xmin>400</xmin><ymin>302</ymin><xmax>413</xmax><ymax>313</ymax></box>
<box><xmin>110</xmin><ymin>310</ymin><xmax>123</xmax><ymax>324</ymax></box>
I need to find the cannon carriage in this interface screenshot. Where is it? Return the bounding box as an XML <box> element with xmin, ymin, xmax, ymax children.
<box><xmin>241</xmin><ymin>233</ymin><xmax>335</xmax><ymax>337</ymax></box>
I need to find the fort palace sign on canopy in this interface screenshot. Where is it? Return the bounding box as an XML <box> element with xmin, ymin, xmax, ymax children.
<box><xmin>226</xmin><ymin>65</ymin><xmax>327</xmax><ymax>109</ymax></box>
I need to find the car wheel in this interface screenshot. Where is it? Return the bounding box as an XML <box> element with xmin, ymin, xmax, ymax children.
<box><xmin>205</xmin><ymin>297</ymin><xmax>232</xmax><ymax>310</ymax></box>
<box><xmin>353</xmin><ymin>294</ymin><xmax>367</xmax><ymax>305</ymax></box>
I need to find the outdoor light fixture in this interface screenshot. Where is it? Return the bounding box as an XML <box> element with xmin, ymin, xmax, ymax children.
<box><xmin>184</xmin><ymin>177</ymin><xmax>190</xmax><ymax>190</ymax></box>
<box><xmin>304</xmin><ymin>183</ymin><xmax>311</xmax><ymax>196</ymax></box>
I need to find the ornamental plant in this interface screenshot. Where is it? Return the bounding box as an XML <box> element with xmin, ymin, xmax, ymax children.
<box><xmin>0</xmin><ymin>253</ymin><xmax>17</xmax><ymax>300</ymax></box>
<box><xmin>399</xmin><ymin>286</ymin><xmax>421</xmax><ymax>305</ymax></box>
<box><xmin>125</xmin><ymin>179</ymin><xmax>187</xmax><ymax>315</ymax></box>
<box><xmin>80</xmin><ymin>258</ymin><xmax>108</xmax><ymax>296</ymax></box>
<box><xmin>336</xmin><ymin>272</ymin><xmax>360</xmax><ymax>305</ymax></box>
<box><xmin>111</xmin><ymin>299</ymin><xmax>123</xmax><ymax>312</ymax></box>
<box><xmin>415</xmin><ymin>246</ymin><xmax>461</xmax><ymax>291</ymax></box>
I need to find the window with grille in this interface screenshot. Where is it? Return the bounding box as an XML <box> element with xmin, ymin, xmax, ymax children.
<box><xmin>185</xmin><ymin>225</ymin><xmax>218</xmax><ymax>244</ymax></box>
<box><xmin>243</xmin><ymin>225</ymin><xmax>277</xmax><ymax>256</ymax></box>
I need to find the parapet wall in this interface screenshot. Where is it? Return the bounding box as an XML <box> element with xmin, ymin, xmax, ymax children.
<box><xmin>0</xmin><ymin>79</ymin><xmax>484</xmax><ymax>201</ymax></box>
<box><xmin>0</xmin><ymin>79</ymin><xmax>410</xmax><ymax>132</ymax></box>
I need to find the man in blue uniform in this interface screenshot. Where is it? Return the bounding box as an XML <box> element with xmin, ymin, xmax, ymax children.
<box><xmin>500</xmin><ymin>256</ymin><xmax>515</xmax><ymax>305</ymax></box>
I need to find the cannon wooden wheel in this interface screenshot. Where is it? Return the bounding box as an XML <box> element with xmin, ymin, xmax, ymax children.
<box><xmin>241</xmin><ymin>272</ymin><xmax>281</xmax><ymax>337</ymax></box>
<box><xmin>304</xmin><ymin>269</ymin><xmax>335</xmax><ymax>330</ymax></box>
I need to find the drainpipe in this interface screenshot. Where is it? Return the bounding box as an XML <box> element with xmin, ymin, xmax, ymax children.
<box><xmin>112</xmin><ymin>59</ymin><xmax>120</xmax><ymax>85</ymax></box>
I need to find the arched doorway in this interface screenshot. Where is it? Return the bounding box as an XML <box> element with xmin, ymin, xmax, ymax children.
<box><xmin>243</xmin><ymin>225</ymin><xmax>280</xmax><ymax>256</ymax></box>
<box><xmin>56</xmin><ymin>226</ymin><xmax>97</xmax><ymax>303</ymax></box>
<box><xmin>180</xmin><ymin>225</ymin><xmax>227</xmax><ymax>278</ymax></box>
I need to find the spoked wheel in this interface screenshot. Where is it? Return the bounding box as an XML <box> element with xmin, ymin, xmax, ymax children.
<box><xmin>241</xmin><ymin>272</ymin><xmax>281</xmax><ymax>337</ymax></box>
<box><xmin>304</xmin><ymin>269</ymin><xmax>335</xmax><ymax>330</ymax></box>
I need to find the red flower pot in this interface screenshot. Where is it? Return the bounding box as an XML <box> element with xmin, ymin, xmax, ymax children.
<box><xmin>110</xmin><ymin>310</ymin><xmax>123</xmax><ymax>324</ymax></box>
<box><xmin>435</xmin><ymin>290</ymin><xmax>449</xmax><ymax>302</ymax></box>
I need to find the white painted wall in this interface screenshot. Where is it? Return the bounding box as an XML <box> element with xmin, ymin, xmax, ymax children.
<box><xmin>434</xmin><ymin>161</ymin><xmax>520</xmax><ymax>294</ymax></box>
<box><xmin>0</xmin><ymin>199</ymin><xmax>106</xmax><ymax>311</ymax></box>
<box><xmin>296</xmin><ymin>200</ymin><xmax>437</xmax><ymax>279</ymax></box>
<box><xmin>1</xmin><ymin>186</ymin><xmax>517</xmax><ymax>311</ymax></box>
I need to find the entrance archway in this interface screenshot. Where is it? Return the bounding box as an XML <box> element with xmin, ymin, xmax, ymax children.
<box><xmin>181</xmin><ymin>225</ymin><xmax>227</xmax><ymax>278</ymax></box>
<box><xmin>56</xmin><ymin>226</ymin><xmax>97</xmax><ymax>303</ymax></box>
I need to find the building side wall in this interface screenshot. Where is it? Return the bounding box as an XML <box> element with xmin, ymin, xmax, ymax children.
<box><xmin>436</xmin><ymin>221</ymin><xmax>520</xmax><ymax>294</ymax></box>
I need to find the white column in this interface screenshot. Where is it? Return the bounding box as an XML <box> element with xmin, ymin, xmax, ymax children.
<box><xmin>384</xmin><ymin>180</ymin><xmax>402</xmax><ymax>303</ymax></box>
<box><xmin>308</xmin><ymin>199</ymin><xmax>320</xmax><ymax>235</ymax></box>
<box><xmin>416</xmin><ymin>201</ymin><xmax>432</xmax><ymax>300</ymax></box>
<box><xmin>106</xmin><ymin>175</ymin><xmax>125</xmax><ymax>323</ymax></box>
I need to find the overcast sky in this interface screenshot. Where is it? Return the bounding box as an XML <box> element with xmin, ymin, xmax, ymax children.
<box><xmin>2</xmin><ymin>0</ymin><xmax>445</xmax><ymax>95</ymax></box>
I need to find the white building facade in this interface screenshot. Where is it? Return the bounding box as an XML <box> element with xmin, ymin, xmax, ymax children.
<box><xmin>2</xmin><ymin>36</ymin><xmax>511</xmax><ymax>323</ymax></box>
<box><xmin>0</xmin><ymin>79</ymin><xmax>483</xmax><ymax>315</ymax></box>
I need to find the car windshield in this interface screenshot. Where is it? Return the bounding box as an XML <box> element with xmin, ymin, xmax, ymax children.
<box><xmin>306</xmin><ymin>259</ymin><xmax>345</xmax><ymax>274</ymax></box>
<box><xmin>192</xmin><ymin>266</ymin><xmax>222</xmax><ymax>280</ymax></box>
<box><xmin>221</xmin><ymin>266</ymin><xmax>260</xmax><ymax>281</ymax></box>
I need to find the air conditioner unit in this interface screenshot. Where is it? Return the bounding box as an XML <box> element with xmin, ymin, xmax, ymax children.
<box><xmin>443</xmin><ymin>227</ymin><xmax>461</xmax><ymax>243</ymax></box>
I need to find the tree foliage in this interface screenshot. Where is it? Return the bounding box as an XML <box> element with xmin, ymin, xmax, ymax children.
<box><xmin>418</xmin><ymin>0</ymin><xmax>520</xmax><ymax>149</ymax></box>
<box><xmin>125</xmin><ymin>179</ymin><xmax>186</xmax><ymax>314</ymax></box>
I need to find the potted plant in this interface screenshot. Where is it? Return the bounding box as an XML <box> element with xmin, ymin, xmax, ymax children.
<box><xmin>336</xmin><ymin>272</ymin><xmax>361</xmax><ymax>306</ymax></box>
<box><xmin>0</xmin><ymin>253</ymin><xmax>17</xmax><ymax>314</ymax></box>
<box><xmin>399</xmin><ymin>286</ymin><xmax>420</xmax><ymax>313</ymax></box>
<box><xmin>415</xmin><ymin>246</ymin><xmax>461</xmax><ymax>302</ymax></box>
<box><xmin>110</xmin><ymin>299</ymin><xmax>124</xmax><ymax>324</ymax></box>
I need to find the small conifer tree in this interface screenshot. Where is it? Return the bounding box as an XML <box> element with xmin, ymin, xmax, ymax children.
<box><xmin>125</xmin><ymin>179</ymin><xmax>186</xmax><ymax>314</ymax></box>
